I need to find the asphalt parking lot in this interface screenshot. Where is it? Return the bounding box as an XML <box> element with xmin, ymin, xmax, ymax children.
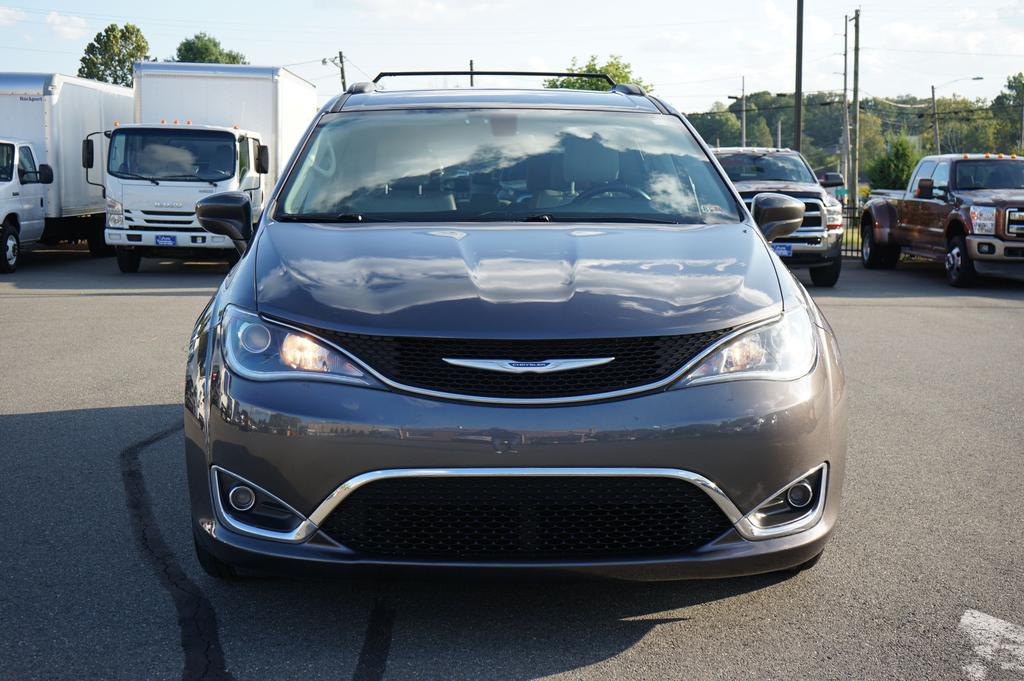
<box><xmin>2</xmin><ymin>246</ymin><xmax>1024</xmax><ymax>681</ymax></box>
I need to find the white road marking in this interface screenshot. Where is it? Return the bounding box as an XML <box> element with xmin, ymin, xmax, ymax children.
<box><xmin>959</xmin><ymin>609</ymin><xmax>1024</xmax><ymax>680</ymax></box>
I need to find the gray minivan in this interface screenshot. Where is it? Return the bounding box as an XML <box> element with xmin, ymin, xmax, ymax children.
<box><xmin>184</xmin><ymin>72</ymin><xmax>847</xmax><ymax>581</ymax></box>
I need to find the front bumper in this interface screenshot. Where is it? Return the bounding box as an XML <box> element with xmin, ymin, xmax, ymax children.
<box><xmin>776</xmin><ymin>229</ymin><xmax>843</xmax><ymax>268</ymax></box>
<box><xmin>105</xmin><ymin>228</ymin><xmax>235</xmax><ymax>250</ymax></box>
<box><xmin>967</xmin><ymin>235</ymin><xmax>1024</xmax><ymax>279</ymax></box>
<box><xmin>186</xmin><ymin>327</ymin><xmax>847</xmax><ymax>580</ymax></box>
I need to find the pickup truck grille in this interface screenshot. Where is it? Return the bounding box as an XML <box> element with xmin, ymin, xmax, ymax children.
<box><xmin>1006</xmin><ymin>209</ymin><xmax>1024</xmax><ymax>237</ymax></box>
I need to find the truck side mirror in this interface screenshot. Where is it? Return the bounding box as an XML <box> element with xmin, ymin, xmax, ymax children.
<box><xmin>916</xmin><ymin>177</ymin><xmax>934</xmax><ymax>199</ymax></box>
<box><xmin>37</xmin><ymin>164</ymin><xmax>54</xmax><ymax>184</ymax></box>
<box><xmin>751</xmin><ymin>193</ymin><xmax>805</xmax><ymax>242</ymax></box>
<box><xmin>82</xmin><ymin>139</ymin><xmax>95</xmax><ymax>169</ymax></box>
<box><xmin>256</xmin><ymin>145</ymin><xmax>269</xmax><ymax>174</ymax></box>
<box><xmin>196</xmin><ymin>192</ymin><xmax>253</xmax><ymax>255</ymax></box>
<box><xmin>821</xmin><ymin>172</ymin><xmax>845</xmax><ymax>188</ymax></box>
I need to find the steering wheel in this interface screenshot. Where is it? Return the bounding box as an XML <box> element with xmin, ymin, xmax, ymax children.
<box><xmin>570</xmin><ymin>182</ymin><xmax>652</xmax><ymax>204</ymax></box>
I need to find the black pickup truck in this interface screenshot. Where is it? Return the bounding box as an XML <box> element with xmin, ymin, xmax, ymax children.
<box><xmin>861</xmin><ymin>153</ymin><xmax>1024</xmax><ymax>287</ymax></box>
<box><xmin>714</xmin><ymin>147</ymin><xmax>846</xmax><ymax>286</ymax></box>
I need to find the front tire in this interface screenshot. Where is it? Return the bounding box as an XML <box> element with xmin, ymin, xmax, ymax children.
<box><xmin>945</xmin><ymin>235</ymin><xmax>976</xmax><ymax>288</ymax></box>
<box><xmin>115</xmin><ymin>247</ymin><xmax>141</xmax><ymax>273</ymax></box>
<box><xmin>809</xmin><ymin>256</ymin><xmax>842</xmax><ymax>287</ymax></box>
<box><xmin>0</xmin><ymin>222</ymin><xmax>19</xmax><ymax>273</ymax></box>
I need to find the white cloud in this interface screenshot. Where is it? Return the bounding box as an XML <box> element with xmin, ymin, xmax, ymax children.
<box><xmin>0</xmin><ymin>6</ymin><xmax>26</xmax><ymax>25</ymax></box>
<box><xmin>45</xmin><ymin>11</ymin><xmax>88</xmax><ymax>40</ymax></box>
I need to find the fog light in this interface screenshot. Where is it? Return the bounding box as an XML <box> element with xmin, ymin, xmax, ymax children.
<box><xmin>978</xmin><ymin>242</ymin><xmax>995</xmax><ymax>255</ymax></box>
<box><xmin>786</xmin><ymin>480</ymin><xmax>814</xmax><ymax>508</ymax></box>
<box><xmin>228</xmin><ymin>485</ymin><xmax>256</xmax><ymax>511</ymax></box>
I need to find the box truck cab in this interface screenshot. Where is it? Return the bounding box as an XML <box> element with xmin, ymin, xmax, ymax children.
<box><xmin>91</xmin><ymin>62</ymin><xmax>316</xmax><ymax>273</ymax></box>
<box><xmin>0</xmin><ymin>73</ymin><xmax>132</xmax><ymax>272</ymax></box>
<box><xmin>96</xmin><ymin>122</ymin><xmax>269</xmax><ymax>272</ymax></box>
<box><xmin>0</xmin><ymin>139</ymin><xmax>54</xmax><ymax>272</ymax></box>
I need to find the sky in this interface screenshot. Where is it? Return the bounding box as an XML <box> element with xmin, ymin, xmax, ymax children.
<box><xmin>2</xmin><ymin>0</ymin><xmax>1023</xmax><ymax>113</ymax></box>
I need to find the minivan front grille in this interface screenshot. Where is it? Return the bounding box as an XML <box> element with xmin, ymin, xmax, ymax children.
<box><xmin>319</xmin><ymin>475</ymin><xmax>734</xmax><ymax>560</ymax></box>
<box><xmin>305</xmin><ymin>327</ymin><xmax>732</xmax><ymax>400</ymax></box>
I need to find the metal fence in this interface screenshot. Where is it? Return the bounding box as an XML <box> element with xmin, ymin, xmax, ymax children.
<box><xmin>841</xmin><ymin>206</ymin><xmax>862</xmax><ymax>258</ymax></box>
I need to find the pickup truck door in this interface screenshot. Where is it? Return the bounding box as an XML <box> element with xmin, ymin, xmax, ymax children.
<box><xmin>15</xmin><ymin>146</ymin><xmax>45</xmax><ymax>244</ymax></box>
<box><xmin>898</xmin><ymin>160</ymin><xmax>936</xmax><ymax>252</ymax></box>
<box><xmin>920</xmin><ymin>161</ymin><xmax>952</xmax><ymax>256</ymax></box>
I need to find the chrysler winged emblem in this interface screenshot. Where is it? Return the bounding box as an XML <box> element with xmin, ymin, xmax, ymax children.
<box><xmin>442</xmin><ymin>357</ymin><xmax>614</xmax><ymax>374</ymax></box>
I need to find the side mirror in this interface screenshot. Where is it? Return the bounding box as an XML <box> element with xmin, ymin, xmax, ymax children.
<box><xmin>82</xmin><ymin>139</ymin><xmax>94</xmax><ymax>169</ymax></box>
<box><xmin>38</xmin><ymin>164</ymin><xmax>54</xmax><ymax>184</ymax></box>
<box><xmin>256</xmin><ymin>145</ymin><xmax>269</xmax><ymax>174</ymax></box>
<box><xmin>196</xmin><ymin>192</ymin><xmax>253</xmax><ymax>255</ymax></box>
<box><xmin>820</xmin><ymin>172</ymin><xmax>844</xmax><ymax>188</ymax></box>
<box><xmin>916</xmin><ymin>177</ymin><xmax>934</xmax><ymax>199</ymax></box>
<box><xmin>751</xmin><ymin>193</ymin><xmax>805</xmax><ymax>242</ymax></box>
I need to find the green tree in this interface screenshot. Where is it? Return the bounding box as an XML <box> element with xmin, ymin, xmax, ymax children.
<box><xmin>172</xmin><ymin>32</ymin><xmax>247</xmax><ymax>64</ymax></box>
<box><xmin>689</xmin><ymin>103</ymin><xmax>741</xmax><ymax>147</ymax></box>
<box><xmin>77</xmin><ymin>23</ymin><xmax>149</xmax><ymax>87</ymax></box>
<box><xmin>750</xmin><ymin>117</ymin><xmax>774</xmax><ymax>147</ymax></box>
<box><xmin>991</xmin><ymin>73</ymin><xmax>1024</xmax><ymax>152</ymax></box>
<box><xmin>867</xmin><ymin>135</ymin><xmax>919</xmax><ymax>189</ymax></box>
<box><xmin>544</xmin><ymin>55</ymin><xmax>650</xmax><ymax>92</ymax></box>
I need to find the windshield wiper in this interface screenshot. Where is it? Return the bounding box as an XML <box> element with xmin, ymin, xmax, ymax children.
<box><xmin>117</xmin><ymin>171</ymin><xmax>159</xmax><ymax>185</ymax></box>
<box><xmin>161</xmin><ymin>174</ymin><xmax>218</xmax><ymax>187</ymax></box>
<box><xmin>517</xmin><ymin>213</ymin><xmax>681</xmax><ymax>224</ymax></box>
<box><xmin>275</xmin><ymin>212</ymin><xmax>396</xmax><ymax>223</ymax></box>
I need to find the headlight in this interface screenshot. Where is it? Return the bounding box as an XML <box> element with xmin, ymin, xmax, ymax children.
<box><xmin>106</xmin><ymin>196</ymin><xmax>124</xmax><ymax>228</ymax></box>
<box><xmin>824</xmin><ymin>197</ymin><xmax>844</xmax><ymax>229</ymax></box>
<box><xmin>969</xmin><ymin>206</ymin><xmax>996</xmax><ymax>235</ymax></box>
<box><xmin>221</xmin><ymin>306</ymin><xmax>372</xmax><ymax>386</ymax></box>
<box><xmin>676</xmin><ymin>307</ymin><xmax>817</xmax><ymax>387</ymax></box>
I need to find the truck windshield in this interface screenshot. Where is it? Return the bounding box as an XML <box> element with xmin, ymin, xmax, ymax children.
<box><xmin>0</xmin><ymin>144</ymin><xmax>12</xmax><ymax>183</ymax></box>
<box><xmin>277</xmin><ymin>109</ymin><xmax>741</xmax><ymax>224</ymax></box>
<box><xmin>955</xmin><ymin>160</ymin><xmax>1024</xmax><ymax>190</ymax></box>
<box><xmin>716</xmin><ymin>152</ymin><xmax>817</xmax><ymax>184</ymax></box>
<box><xmin>107</xmin><ymin>128</ymin><xmax>236</xmax><ymax>182</ymax></box>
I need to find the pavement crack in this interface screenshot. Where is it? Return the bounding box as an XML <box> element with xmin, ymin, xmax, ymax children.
<box><xmin>351</xmin><ymin>583</ymin><xmax>396</xmax><ymax>681</ymax></box>
<box><xmin>119</xmin><ymin>423</ymin><xmax>234</xmax><ymax>681</ymax></box>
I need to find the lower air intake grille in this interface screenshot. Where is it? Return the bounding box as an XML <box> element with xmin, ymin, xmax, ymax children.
<box><xmin>319</xmin><ymin>475</ymin><xmax>734</xmax><ymax>560</ymax></box>
<box><xmin>305</xmin><ymin>327</ymin><xmax>732</xmax><ymax>399</ymax></box>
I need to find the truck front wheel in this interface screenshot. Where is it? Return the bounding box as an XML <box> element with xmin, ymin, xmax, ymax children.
<box><xmin>115</xmin><ymin>247</ymin><xmax>142</xmax><ymax>273</ymax></box>
<box><xmin>809</xmin><ymin>256</ymin><xmax>842</xmax><ymax>287</ymax></box>
<box><xmin>945</xmin><ymin>235</ymin><xmax>977</xmax><ymax>288</ymax></box>
<box><xmin>0</xmin><ymin>222</ymin><xmax>19</xmax><ymax>273</ymax></box>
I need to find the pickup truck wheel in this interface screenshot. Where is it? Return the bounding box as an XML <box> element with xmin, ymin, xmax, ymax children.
<box><xmin>0</xmin><ymin>223</ymin><xmax>19</xmax><ymax>273</ymax></box>
<box><xmin>809</xmin><ymin>256</ymin><xmax>842</xmax><ymax>287</ymax></box>
<box><xmin>945</xmin><ymin>235</ymin><xmax>976</xmax><ymax>288</ymax></box>
<box><xmin>115</xmin><ymin>247</ymin><xmax>142</xmax><ymax>273</ymax></box>
<box><xmin>861</xmin><ymin>225</ymin><xmax>899</xmax><ymax>269</ymax></box>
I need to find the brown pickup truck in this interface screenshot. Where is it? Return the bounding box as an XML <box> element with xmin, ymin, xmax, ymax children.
<box><xmin>861</xmin><ymin>153</ymin><xmax>1024</xmax><ymax>287</ymax></box>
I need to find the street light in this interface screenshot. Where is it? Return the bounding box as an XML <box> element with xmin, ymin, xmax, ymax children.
<box><xmin>931</xmin><ymin>76</ymin><xmax>984</xmax><ymax>154</ymax></box>
<box><xmin>728</xmin><ymin>76</ymin><xmax>746</xmax><ymax>146</ymax></box>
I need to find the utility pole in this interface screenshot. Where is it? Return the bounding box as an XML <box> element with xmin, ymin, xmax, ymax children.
<box><xmin>741</xmin><ymin>76</ymin><xmax>747</xmax><ymax>147</ymax></box>
<box><xmin>777</xmin><ymin>118</ymin><xmax>782</xmax><ymax>147</ymax></box>
<box><xmin>1019</xmin><ymin>96</ymin><xmax>1023</xmax><ymax>151</ymax></box>
<box><xmin>470</xmin><ymin>59</ymin><xmax>474</xmax><ymax>87</ymax></box>
<box><xmin>851</xmin><ymin>10</ymin><xmax>860</xmax><ymax>211</ymax></box>
<box><xmin>842</xmin><ymin>14</ymin><xmax>852</xmax><ymax>187</ymax></box>
<box><xmin>323</xmin><ymin>52</ymin><xmax>347</xmax><ymax>91</ymax></box>
<box><xmin>931</xmin><ymin>85</ymin><xmax>941</xmax><ymax>153</ymax></box>
<box><xmin>794</xmin><ymin>0</ymin><xmax>804</xmax><ymax>152</ymax></box>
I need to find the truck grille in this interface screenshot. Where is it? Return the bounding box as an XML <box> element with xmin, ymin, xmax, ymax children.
<box><xmin>742</xmin><ymin>196</ymin><xmax>823</xmax><ymax>230</ymax></box>
<box><xmin>124</xmin><ymin>208</ymin><xmax>204</xmax><ymax>231</ymax></box>
<box><xmin>303</xmin><ymin>326</ymin><xmax>732</xmax><ymax>400</ymax></box>
<box><xmin>1006</xmin><ymin>209</ymin><xmax>1024</xmax><ymax>237</ymax></box>
<box><xmin>319</xmin><ymin>475</ymin><xmax>734</xmax><ymax>560</ymax></box>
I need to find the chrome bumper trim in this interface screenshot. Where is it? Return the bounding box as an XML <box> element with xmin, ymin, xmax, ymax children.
<box><xmin>966</xmin><ymin>235</ymin><xmax>1024</xmax><ymax>261</ymax></box>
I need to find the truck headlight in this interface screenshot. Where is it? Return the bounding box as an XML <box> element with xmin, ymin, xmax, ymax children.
<box><xmin>969</xmin><ymin>206</ymin><xmax>996</xmax><ymax>235</ymax></box>
<box><xmin>106</xmin><ymin>196</ymin><xmax>124</xmax><ymax>228</ymax></box>
<box><xmin>221</xmin><ymin>306</ymin><xmax>374</xmax><ymax>386</ymax></box>
<box><xmin>676</xmin><ymin>307</ymin><xmax>817</xmax><ymax>387</ymax></box>
<box><xmin>824</xmin><ymin>197</ymin><xmax>844</xmax><ymax>229</ymax></box>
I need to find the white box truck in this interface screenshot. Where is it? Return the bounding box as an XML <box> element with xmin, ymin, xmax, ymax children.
<box><xmin>86</xmin><ymin>62</ymin><xmax>316</xmax><ymax>273</ymax></box>
<box><xmin>0</xmin><ymin>73</ymin><xmax>132</xmax><ymax>272</ymax></box>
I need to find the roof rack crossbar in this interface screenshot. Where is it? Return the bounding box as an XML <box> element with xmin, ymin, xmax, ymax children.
<box><xmin>372</xmin><ymin>70</ymin><xmax>616</xmax><ymax>86</ymax></box>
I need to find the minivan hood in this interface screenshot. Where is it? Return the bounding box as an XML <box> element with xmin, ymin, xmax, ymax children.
<box><xmin>254</xmin><ymin>221</ymin><xmax>783</xmax><ymax>339</ymax></box>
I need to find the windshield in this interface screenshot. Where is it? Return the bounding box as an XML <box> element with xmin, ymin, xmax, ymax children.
<box><xmin>0</xmin><ymin>144</ymin><xmax>12</xmax><ymax>183</ymax></box>
<box><xmin>277</xmin><ymin>109</ymin><xmax>741</xmax><ymax>224</ymax></box>
<box><xmin>955</xmin><ymin>160</ymin><xmax>1024</xmax><ymax>190</ymax></box>
<box><xmin>716</xmin><ymin>152</ymin><xmax>816</xmax><ymax>184</ymax></box>
<box><xmin>107</xmin><ymin>128</ymin><xmax>236</xmax><ymax>182</ymax></box>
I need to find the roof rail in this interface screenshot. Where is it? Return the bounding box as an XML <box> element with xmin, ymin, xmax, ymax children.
<box><xmin>372</xmin><ymin>70</ymin><xmax>616</xmax><ymax>87</ymax></box>
<box><xmin>611</xmin><ymin>83</ymin><xmax>646</xmax><ymax>96</ymax></box>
